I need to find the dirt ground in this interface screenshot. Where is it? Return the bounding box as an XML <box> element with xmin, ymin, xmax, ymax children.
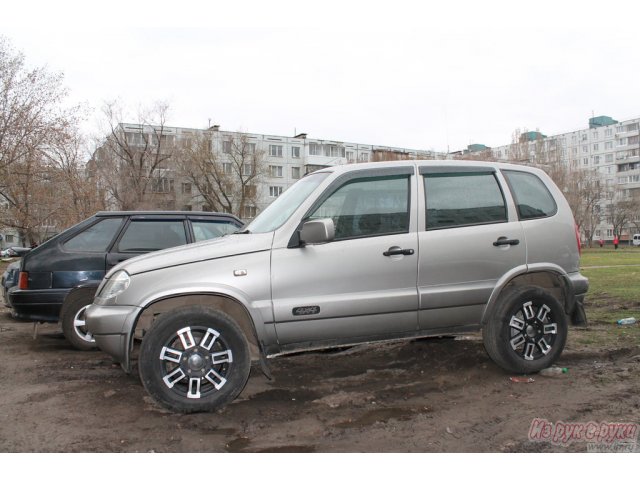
<box><xmin>1</xmin><ymin>292</ymin><xmax>639</xmax><ymax>453</ymax></box>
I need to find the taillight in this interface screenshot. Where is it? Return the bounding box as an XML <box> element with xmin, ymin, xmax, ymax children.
<box><xmin>18</xmin><ymin>272</ymin><xmax>29</xmax><ymax>290</ymax></box>
<box><xmin>575</xmin><ymin>224</ymin><xmax>582</xmax><ymax>256</ymax></box>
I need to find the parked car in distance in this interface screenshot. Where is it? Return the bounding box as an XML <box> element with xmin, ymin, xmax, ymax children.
<box><xmin>2</xmin><ymin>260</ymin><xmax>20</xmax><ymax>307</ymax></box>
<box><xmin>1</xmin><ymin>246</ymin><xmax>31</xmax><ymax>258</ymax></box>
<box><xmin>633</xmin><ymin>234</ymin><xmax>640</xmax><ymax>247</ymax></box>
<box><xmin>86</xmin><ymin>161</ymin><xmax>588</xmax><ymax>413</ymax></box>
<box><xmin>10</xmin><ymin>211</ymin><xmax>243</xmax><ymax>350</ymax></box>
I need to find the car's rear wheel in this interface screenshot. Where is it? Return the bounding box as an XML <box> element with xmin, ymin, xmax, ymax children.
<box><xmin>60</xmin><ymin>288</ymin><xmax>98</xmax><ymax>351</ymax></box>
<box><xmin>138</xmin><ymin>306</ymin><xmax>251</xmax><ymax>413</ymax></box>
<box><xmin>483</xmin><ymin>286</ymin><xmax>568</xmax><ymax>374</ymax></box>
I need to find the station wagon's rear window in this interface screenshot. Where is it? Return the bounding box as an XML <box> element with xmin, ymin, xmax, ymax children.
<box><xmin>502</xmin><ymin>170</ymin><xmax>557</xmax><ymax>220</ymax></box>
<box><xmin>424</xmin><ymin>172</ymin><xmax>507</xmax><ymax>230</ymax></box>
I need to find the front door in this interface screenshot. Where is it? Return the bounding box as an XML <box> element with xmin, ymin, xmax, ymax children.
<box><xmin>271</xmin><ymin>167</ymin><xmax>419</xmax><ymax>346</ymax></box>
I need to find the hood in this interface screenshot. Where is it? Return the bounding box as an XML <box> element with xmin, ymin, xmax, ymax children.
<box><xmin>113</xmin><ymin>232</ymin><xmax>274</xmax><ymax>276</ymax></box>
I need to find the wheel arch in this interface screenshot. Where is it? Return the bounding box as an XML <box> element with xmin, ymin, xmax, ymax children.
<box><xmin>133</xmin><ymin>293</ymin><xmax>263</xmax><ymax>363</ymax></box>
<box><xmin>482</xmin><ymin>267</ymin><xmax>575</xmax><ymax>326</ymax></box>
<box><xmin>58</xmin><ymin>282</ymin><xmax>101</xmax><ymax>325</ymax></box>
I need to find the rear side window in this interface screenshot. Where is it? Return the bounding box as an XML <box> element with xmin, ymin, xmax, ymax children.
<box><xmin>192</xmin><ymin>220</ymin><xmax>240</xmax><ymax>242</ymax></box>
<box><xmin>424</xmin><ymin>172</ymin><xmax>507</xmax><ymax>230</ymax></box>
<box><xmin>503</xmin><ymin>170</ymin><xmax>557</xmax><ymax>220</ymax></box>
<box><xmin>117</xmin><ymin>220</ymin><xmax>187</xmax><ymax>252</ymax></box>
<box><xmin>63</xmin><ymin>218</ymin><xmax>124</xmax><ymax>252</ymax></box>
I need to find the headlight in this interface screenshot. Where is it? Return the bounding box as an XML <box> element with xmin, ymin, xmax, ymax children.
<box><xmin>97</xmin><ymin>270</ymin><xmax>130</xmax><ymax>300</ymax></box>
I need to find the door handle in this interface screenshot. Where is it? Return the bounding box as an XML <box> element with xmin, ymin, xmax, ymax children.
<box><xmin>383</xmin><ymin>246</ymin><xmax>415</xmax><ymax>256</ymax></box>
<box><xmin>493</xmin><ymin>236</ymin><xmax>520</xmax><ymax>247</ymax></box>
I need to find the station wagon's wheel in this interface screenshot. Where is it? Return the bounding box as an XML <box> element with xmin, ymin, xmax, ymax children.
<box><xmin>138</xmin><ymin>306</ymin><xmax>251</xmax><ymax>413</ymax></box>
<box><xmin>483</xmin><ymin>286</ymin><xmax>567</xmax><ymax>374</ymax></box>
<box><xmin>60</xmin><ymin>288</ymin><xmax>98</xmax><ymax>351</ymax></box>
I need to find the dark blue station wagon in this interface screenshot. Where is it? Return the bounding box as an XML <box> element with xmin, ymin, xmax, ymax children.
<box><xmin>9</xmin><ymin>211</ymin><xmax>243</xmax><ymax>349</ymax></box>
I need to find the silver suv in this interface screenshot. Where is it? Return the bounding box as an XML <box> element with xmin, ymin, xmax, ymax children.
<box><xmin>86</xmin><ymin>161</ymin><xmax>588</xmax><ymax>413</ymax></box>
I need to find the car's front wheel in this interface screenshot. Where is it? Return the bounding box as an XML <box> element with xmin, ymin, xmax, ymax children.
<box><xmin>483</xmin><ymin>286</ymin><xmax>568</xmax><ymax>374</ymax></box>
<box><xmin>138</xmin><ymin>306</ymin><xmax>251</xmax><ymax>413</ymax></box>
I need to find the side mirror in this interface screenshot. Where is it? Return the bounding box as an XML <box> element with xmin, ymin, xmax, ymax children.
<box><xmin>299</xmin><ymin>218</ymin><xmax>335</xmax><ymax>245</ymax></box>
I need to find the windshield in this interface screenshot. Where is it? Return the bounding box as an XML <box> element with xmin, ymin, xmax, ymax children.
<box><xmin>247</xmin><ymin>172</ymin><xmax>330</xmax><ymax>233</ymax></box>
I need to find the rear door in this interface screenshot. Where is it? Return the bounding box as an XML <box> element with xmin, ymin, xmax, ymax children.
<box><xmin>52</xmin><ymin>216</ymin><xmax>126</xmax><ymax>288</ymax></box>
<box><xmin>417</xmin><ymin>166</ymin><xmax>526</xmax><ymax>330</ymax></box>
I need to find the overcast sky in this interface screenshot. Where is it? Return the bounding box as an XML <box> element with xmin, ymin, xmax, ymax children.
<box><xmin>3</xmin><ymin>0</ymin><xmax>640</xmax><ymax>153</ymax></box>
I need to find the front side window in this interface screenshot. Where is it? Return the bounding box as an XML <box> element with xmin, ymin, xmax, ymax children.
<box><xmin>117</xmin><ymin>220</ymin><xmax>187</xmax><ymax>252</ymax></box>
<box><xmin>503</xmin><ymin>170</ymin><xmax>557</xmax><ymax>220</ymax></box>
<box><xmin>424</xmin><ymin>172</ymin><xmax>506</xmax><ymax>230</ymax></box>
<box><xmin>308</xmin><ymin>175</ymin><xmax>410</xmax><ymax>240</ymax></box>
<box><xmin>64</xmin><ymin>217</ymin><xmax>124</xmax><ymax>252</ymax></box>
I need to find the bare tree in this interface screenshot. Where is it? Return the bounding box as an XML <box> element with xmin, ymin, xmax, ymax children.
<box><xmin>176</xmin><ymin>131</ymin><xmax>265</xmax><ymax>218</ymax></box>
<box><xmin>0</xmin><ymin>149</ymin><xmax>59</xmax><ymax>245</ymax></box>
<box><xmin>507</xmin><ymin>128</ymin><xmax>524</xmax><ymax>163</ymax></box>
<box><xmin>44</xmin><ymin>127</ymin><xmax>107</xmax><ymax>223</ymax></box>
<box><xmin>608</xmin><ymin>187</ymin><xmax>638</xmax><ymax>241</ymax></box>
<box><xmin>0</xmin><ymin>36</ymin><xmax>79</xmax><ymax>202</ymax></box>
<box><xmin>94</xmin><ymin>100</ymin><xmax>175</xmax><ymax>210</ymax></box>
<box><xmin>0</xmin><ymin>37</ymin><xmax>91</xmax><ymax>245</ymax></box>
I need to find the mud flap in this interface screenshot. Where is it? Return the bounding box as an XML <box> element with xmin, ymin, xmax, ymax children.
<box><xmin>571</xmin><ymin>299</ymin><xmax>587</xmax><ymax>326</ymax></box>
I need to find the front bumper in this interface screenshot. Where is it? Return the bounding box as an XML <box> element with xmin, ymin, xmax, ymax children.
<box><xmin>85</xmin><ymin>304</ymin><xmax>142</xmax><ymax>373</ymax></box>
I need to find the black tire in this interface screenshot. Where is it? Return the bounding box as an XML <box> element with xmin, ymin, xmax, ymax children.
<box><xmin>60</xmin><ymin>288</ymin><xmax>98</xmax><ymax>351</ymax></box>
<box><xmin>483</xmin><ymin>286</ymin><xmax>568</xmax><ymax>374</ymax></box>
<box><xmin>138</xmin><ymin>306</ymin><xmax>251</xmax><ymax>413</ymax></box>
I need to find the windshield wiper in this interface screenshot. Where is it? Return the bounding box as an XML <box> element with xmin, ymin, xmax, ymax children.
<box><xmin>233</xmin><ymin>229</ymin><xmax>251</xmax><ymax>234</ymax></box>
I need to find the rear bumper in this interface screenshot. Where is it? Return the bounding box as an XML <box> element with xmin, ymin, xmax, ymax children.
<box><xmin>85</xmin><ymin>304</ymin><xmax>141</xmax><ymax>373</ymax></box>
<box><xmin>8</xmin><ymin>288</ymin><xmax>70</xmax><ymax>322</ymax></box>
<box><xmin>568</xmin><ymin>271</ymin><xmax>589</xmax><ymax>326</ymax></box>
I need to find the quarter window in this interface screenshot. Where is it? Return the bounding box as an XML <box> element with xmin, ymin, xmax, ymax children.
<box><xmin>64</xmin><ymin>218</ymin><xmax>124</xmax><ymax>252</ymax></box>
<box><xmin>503</xmin><ymin>170</ymin><xmax>557</xmax><ymax>220</ymax></box>
<box><xmin>424</xmin><ymin>173</ymin><xmax>506</xmax><ymax>230</ymax></box>
<box><xmin>308</xmin><ymin>175</ymin><xmax>410</xmax><ymax>240</ymax></box>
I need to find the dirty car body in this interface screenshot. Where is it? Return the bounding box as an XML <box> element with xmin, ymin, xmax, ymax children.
<box><xmin>86</xmin><ymin>161</ymin><xmax>588</xmax><ymax>413</ymax></box>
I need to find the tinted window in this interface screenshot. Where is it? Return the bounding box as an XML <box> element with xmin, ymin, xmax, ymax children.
<box><xmin>503</xmin><ymin>170</ymin><xmax>557</xmax><ymax>220</ymax></box>
<box><xmin>192</xmin><ymin>220</ymin><xmax>240</xmax><ymax>242</ymax></box>
<box><xmin>308</xmin><ymin>175</ymin><xmax>410</xmax><ymax>239</ymax></box>
<box><xmin>63</xmin><ymin>218</ymin><xmax>124</xmax><ymax>252</ymax></box>
<box><xmin>424</xmin><ymin>173</ymin><xmax>506</xmax><ymax>230</ymax></box>
<box><xmin>117</xmin><ymin>220</ymin><xmax>187</xmax><ymax>252</ymax></box>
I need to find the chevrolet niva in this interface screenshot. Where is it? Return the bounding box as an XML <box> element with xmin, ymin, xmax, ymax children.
<box><xmin>86</xmin><ymin>161</ymin><xmax>588</xmax><ymax>413</ymax></box>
